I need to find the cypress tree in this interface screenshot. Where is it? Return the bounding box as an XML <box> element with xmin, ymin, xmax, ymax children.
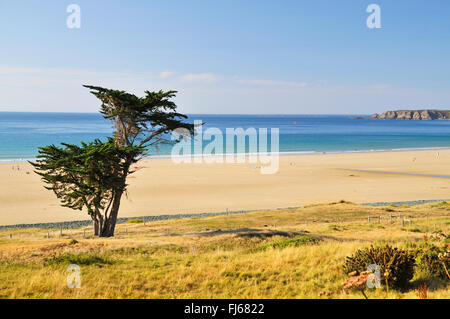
<box><xmin>31</xmin><ymin>86</ymin><xmax>195</xmax><ymax>237</ymax></box>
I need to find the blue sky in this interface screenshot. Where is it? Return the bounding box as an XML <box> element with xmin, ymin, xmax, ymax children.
<box><xmin>0</xmin><ymin>0</ymin><xmax>449</xmax><ymax>114</ymax></box>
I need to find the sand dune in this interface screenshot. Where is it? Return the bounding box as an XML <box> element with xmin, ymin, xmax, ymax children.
<box><xmin>1</xmin><ymin>149</ymin><xmax>450</xmax><ymax>225</ymax></box>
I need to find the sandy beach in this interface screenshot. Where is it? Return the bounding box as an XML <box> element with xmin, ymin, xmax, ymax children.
<box><xmin>1</xmin><ymin>149</ymin><xmax>450</xmax><ymax>226</ymax></box>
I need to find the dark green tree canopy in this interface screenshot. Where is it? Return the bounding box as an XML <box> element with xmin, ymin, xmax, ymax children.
<box><xmin>83</xmin><ymin>85</ymin><xmax>195</xmax><ymax>149</ymax></box>
<box><xmin>32</xmin><ymin>86</ymin><xmax>195</xmax><ymax>237</ymax></box>
<box><xmin>31</xmin><ymin>139</ymin><xmax>144</xmax><ymax>235</ymax></box>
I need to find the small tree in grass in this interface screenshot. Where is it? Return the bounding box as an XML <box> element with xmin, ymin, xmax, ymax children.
<box><xmin>32</xmin><ymin>139</ymin><xmax>143</xmax><ymax>236</ymax></box>
<box><xmin>31</xmin><ymin>86</ymin><xmax>195</xmax><ymax>237</ymax></box>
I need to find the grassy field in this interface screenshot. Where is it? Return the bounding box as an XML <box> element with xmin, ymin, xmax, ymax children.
<box><xmin>0</xmin><ymin>201</ymin><xmax>449</xmax><ymax>299</ymax></box>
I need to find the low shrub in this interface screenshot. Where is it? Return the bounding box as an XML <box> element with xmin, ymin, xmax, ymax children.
<box><xmin>405</xmin><ymin>241</ymin><xmax>429</xmax><ymax>249</ymax></box>
<box><xmin>343</xmin><ymin>245</ymin><xmax>415</xmax><ymax>288</ymax></box>
<box><xmin>258</xmin><ymin>235</ymin><xmax>319</xmax><ymax>250</ymax></box>
<box><xmin>43</xmin><ymin>253</ymin><xmax>114</xmax><ymax>266</ymax></box>
<box><xmin>414</xmin><ymin>244</ymin><xmax>450</xmax><ymax>279</ymax></box>
<box><xmin>330</xmin><ymin>200</ymin><xmax>354</xmax><ymax>205</ymax></box>
<box><xmin>127</xmin><ymin>218</ymin><xmax>144</xmax><ymax>224</ymax></box>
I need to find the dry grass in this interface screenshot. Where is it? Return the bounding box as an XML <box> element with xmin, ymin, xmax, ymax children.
<box><xmin>0</xmin><ymin>202</ymin><xmax>449</xmax><ymax>299</ymax></box>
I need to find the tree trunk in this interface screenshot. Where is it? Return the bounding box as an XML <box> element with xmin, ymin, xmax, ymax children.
<box><xmin>99</xmin><ymin>189</ymin><xmax>124</xmax><ymax>237</ymax></box>
<box><xmin>98</xmin><ymin>161</ymin><xmax>130</xmax><ymax>237</ymax></box>
<box><xmin>93</xmin><ymin>218</ymin><xmax>99</xmax><ymax>236</ymax></box>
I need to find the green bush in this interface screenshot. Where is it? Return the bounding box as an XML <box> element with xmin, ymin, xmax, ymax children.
<box><xmin>127</xmin><ymin>218</ymin><xmax>144</xmax><ymax>224</ymax></box>
<box><xmin>43</xmin><ymin>253</ymin><xmax>113</xmax><ymax>266</ymax></box>
<box><xmin>330</xmin><ymin>199</ymin><xmax>354</xmax><ymax>205</ymax></box>
<box><xmin>414</xmin><ymin>245</ymin><xmax>450</xmax><ymax>279</ymax></box>
<box><xmin>343</xmin><ymin>245</ymin><xmax>415</xmax><ymax>288</ymax></box>
<box><xmin>258</xmin><ymin>235</ymin><xmax>319</xmax><ymax>250</ymax></box>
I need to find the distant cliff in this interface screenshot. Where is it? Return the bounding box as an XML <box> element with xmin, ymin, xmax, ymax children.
<box><xmin>369</xmin><ymin>110</ymin><xmax>450</xmax><ymax>120</ymax></box>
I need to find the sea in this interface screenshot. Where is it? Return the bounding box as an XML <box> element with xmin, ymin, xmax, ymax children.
<box><xmin>2</xmin><ymin>112</ymin><xmax>450</xmax><ymax>161</ymax></box>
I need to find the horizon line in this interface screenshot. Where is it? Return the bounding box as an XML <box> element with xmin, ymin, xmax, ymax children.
<box><xmin>0</xmin><ymin>110</ymin><xmax>370</xmax><ymax>116</ymax></box>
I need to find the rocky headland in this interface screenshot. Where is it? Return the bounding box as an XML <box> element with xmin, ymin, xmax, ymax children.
<box><xmin>369</xmin><ymin>109</ymin><xmax>450</xmax><ymax>120</ymax></box>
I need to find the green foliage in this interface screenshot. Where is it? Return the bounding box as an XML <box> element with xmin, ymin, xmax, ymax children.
<box><xmin>31</xmin><ymin>138</ymin><xmax>143</xmax><ymax>215</ymax></box>
<box><xmin>32</xmin><ymin>85</ymin><xmax>195</xmax><ymax>237</ymax></box>
<box><xmin>405</xmin><ymin>241</ymin><xmax>429</xmax><ymax>249</ymax></box>
<box><xmin>128</xmin><ymin>218</ymin><xmax>144</xmax><ymax>224</ymax></box>
<box><xmin>329</xmin><ymin>200</ymin><xmax>354</xmax><ymax>205</ymax></box>
<box><xmin>258</xmin><ymin>235</ymin><xmax>319</xmax><ymax>250</ymax></box>
<box><xmin>43</xmin><ymin>253</ymin><xmax>114</xmax><ymax>266</ymax></box>
<box><xmin>343</xmin><ymin>245</ymin><xmax>415</xmax><ymax>288</ymax></box>
<box><xmin>414</xmin><ymin>244</ymin><xmax>450</xmax><ymax>279</ymax></box>
<box><xmin>83</xmin><ymin>85</ymin><xmax>196</xmax><ymax>148</ymax></box>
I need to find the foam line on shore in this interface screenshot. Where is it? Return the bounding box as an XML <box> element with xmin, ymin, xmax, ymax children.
<box><xmin>2</xmin><ymin>146</ymin><xmax>450</xmax><ymax>163</ymax></box>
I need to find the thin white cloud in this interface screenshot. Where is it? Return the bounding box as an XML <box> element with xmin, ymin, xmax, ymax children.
<box><xmin>159</xmin><ymin>71</ymin><xmax>175</xmax><ymax>79</ymax></box>
<box><xmin>2</xmin><ymin>65</ymin><xmax>449</xmax><ymax>114</ymax></box>
<box><xmin>179</xmin><ymin>73</ymin><xmax>219</xmax><ymax>83</ymax></box>
<box><xmin>235</xmin><ymin>78</ymin><xmax>309</xmax><ymax>87</ymax></box>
